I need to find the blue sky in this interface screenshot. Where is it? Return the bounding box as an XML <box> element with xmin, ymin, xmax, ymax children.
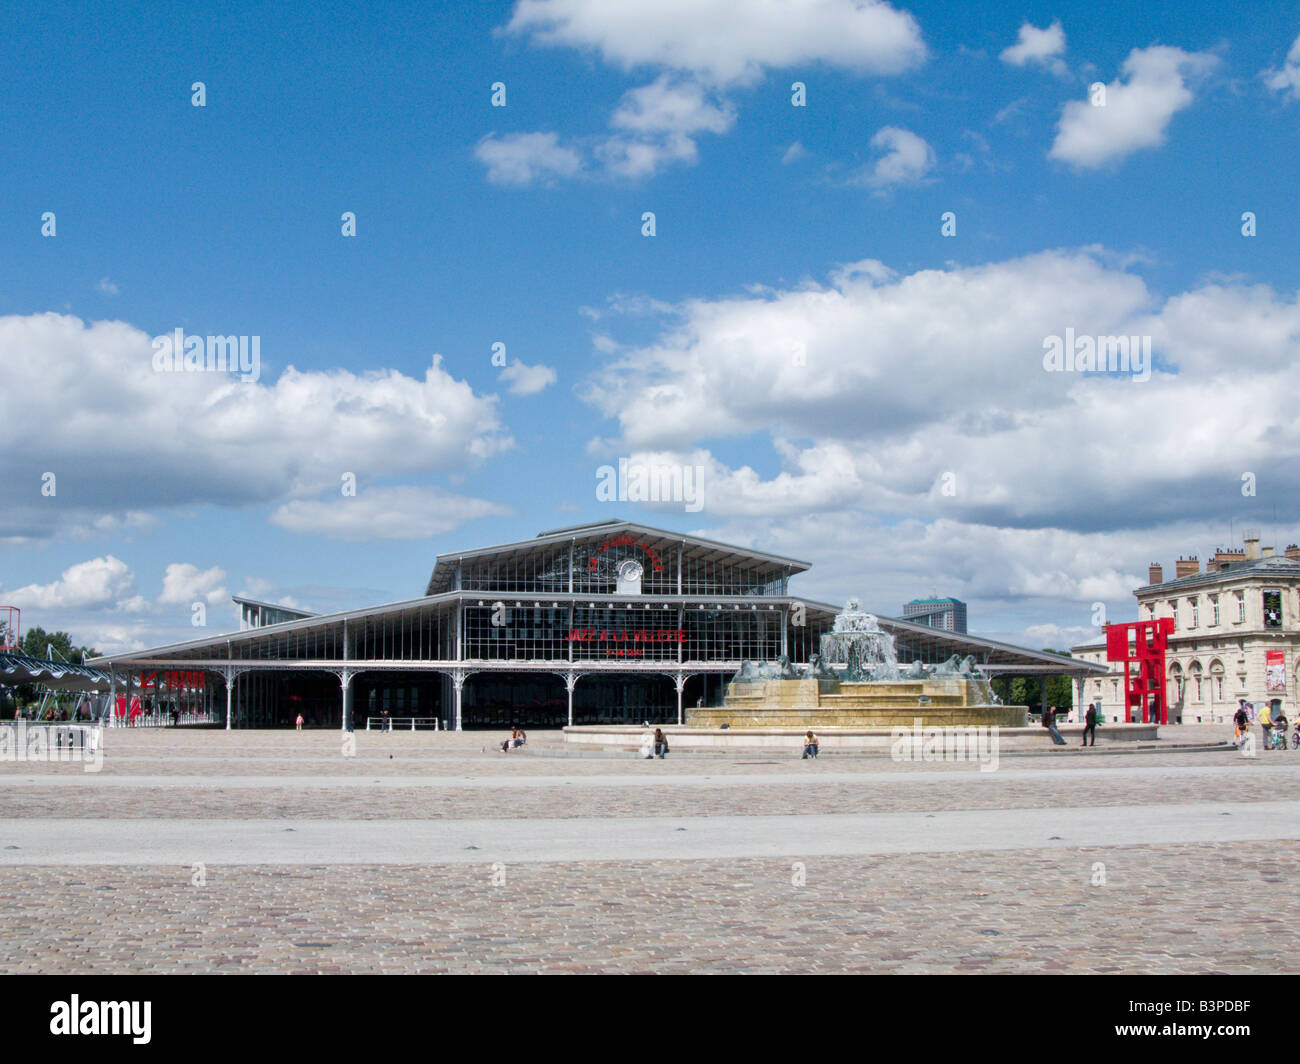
<box><xmin>3</xmin><ymin>0</ymin><xmax>1300</xmax><ymax>653</ymax></box>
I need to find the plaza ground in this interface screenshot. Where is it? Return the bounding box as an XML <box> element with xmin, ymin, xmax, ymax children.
<box><xmin>1</xmin><ymin>727</ymin><xmax>1297</xmax><ymax>973</ymax></box>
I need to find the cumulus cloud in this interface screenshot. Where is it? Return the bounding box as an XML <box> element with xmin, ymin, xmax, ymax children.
<box><xmin>0</xmin><ymin>313</ymin><xmax>511</xmax><ymax>540</ymax></box>
<box><xmin>474</xmin><ymin>132</ymin><xmax>583</xmax><ymax>185</ymax></box>
<box><xmin>609</xmin><ymin>74</ymin><xmax>735</xmax><ymax>135</ymax></box>
<box><xmin>269</xmin><ymin>486</ymin><xmax>512</xmax><ymax>542</ymax></box>
<box><xmin>477</xmin><ymin>77</ymin><xmax>735</xmax><ymax>184</ymax></box>
<box><xmin>499</xmin><ymin>359</ymin><xmax>558</xmax><ymax>396</ymax></box>
<box><xmin>1000</xmin><ymin>20</ymin><xmax>1067</xmax><ymax>76</ymax></box>
<box><xmin>579</xmin><ymin>247</ymin><xmax>1300</xmax><ymax>540</ymax></box>
<box><xmin>1263</xmin><ymin>32</ymin><xmax>1300</xmax><ymax>98</ymax></box>
<box><xmin>157</xmin><ymin>562</ymin><xmax>228</xmax><ymax>607</ymax></box>
<box><xmin>506</xmin><ymin>0</ymin><xmax>927</xmax><ymax>86</ymax></box>
<box><xmin>1049</xmin><ymin>45</ymin><xmax>1218</xmax><ymax>168</ymax></box>
<box><xmin>855</xmin><ymin>126</ymin><xmax>935</xmax><ymax>188</ymax></box>
<box><xmin>1</xmin><ymin>556</ymin><xmax>146</xmax><ymax>613</ymax></box>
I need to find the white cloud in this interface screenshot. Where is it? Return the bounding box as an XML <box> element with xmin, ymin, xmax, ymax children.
<box><xmin>499</xmin><ymin>358</ymin><xmax>558</xmax><ymax>395</ymax></box>
<box><xmin>507</xmin><ymin>0</ymin><xmax>927</xmax><ymax>86</ymax></box>
<box><xmin>782</xmin><ymin>140</ymin><xmax>808</xmax><ymax>164</ymax></box>
<box><xmin>1263</xmin><ymin>32</ymin><xmax>1300</xmax><ymax>98</ymax></box>
<box><xmin>609</xmin><ymin>75</ymin><xmax>735</xmax><ymax>135</ymax></box>
<box><xmin>2</xmin><ymin>556</ymin><xmax>146</xmax><ymax>613</ymax></box>
<box><xmin>579</xmin><ymin>247</ymin><xmax>1300</xmax><ymax>541</ymax></box>
<box><xmin>96</xmin><ymin>277</ymin><xmax>120</xmax><ymax>295</ymax></box>
<box><xmin>474</xmin><ymin>132</ymin><xmax>583</xmax><ymax>185</ymax></box>
<box><xmin>0</xmin><ymin>313</ymin><xmax>511</xmax><ymax>540</ymax></box>
<box><xmin>598</xmin><ymin>131</ymin><xmax>699</xmax><ymax>177</ymax></box>
<box><xmin>269</xmin><ymin>486</ymin><xmax>512</xmax><ymax>541</ymax></box>
<box><xmin>854</xmin><ymin>126</ymin><xmax>934</xmax><ymax>188</ymax></box>
<box><xmin>1049</xmin><ymin>45</ymin><xmax>1218</xmax><ymax>168</ymax></box>
<box><xmin>157</xmin><ymin>562</ymin><xmax>227</xmax><ymax>607</ymax></box>
<box><xmin>1000</xmin><ymin>20</ymin><xmax>1067</xmax><ymax>76</ymax></box>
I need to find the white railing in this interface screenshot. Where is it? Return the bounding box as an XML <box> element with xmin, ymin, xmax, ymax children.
<box><xmin>112</xmin><ymin>710</ymin><xmax>221</xmax><ymax>728</ymax></box>
<box><xmin>365</xmin><ymin>717</ymin><xmax>441</xmax><ymax>731</ymax></box>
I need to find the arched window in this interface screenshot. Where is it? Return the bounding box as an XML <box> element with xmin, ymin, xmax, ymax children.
<box><xmin>1189</xmin><ymin>661</ymin><xmax>1204</xmax><ymax>702</ymax></box>
<box><xmin>1209</xmin><ymin>659</ymin><xmax>1225</xmax><ymax>702</ymax></box>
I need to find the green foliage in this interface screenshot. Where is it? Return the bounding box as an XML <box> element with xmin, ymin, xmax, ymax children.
<box><xmin>990</xmin><ymin>649</ymin><xmax>1077</xmax><ymax>714</ymax></box>
<box><xmin>18</xmin><ymin>626</ymin><xmax>98</xmax><ymax>663</ymax></box>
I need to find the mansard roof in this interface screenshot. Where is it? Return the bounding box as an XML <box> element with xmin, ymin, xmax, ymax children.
<box><xmin>424</xmin><ymin>520</ymin><xmax>812</xmax><ymax>595</ymax></box>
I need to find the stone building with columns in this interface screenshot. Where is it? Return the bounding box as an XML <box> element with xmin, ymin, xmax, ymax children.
<box><xmin>1071</xmin><ymin>535</ymin><xmax>1300</xmax><ymax>724</ymax></box>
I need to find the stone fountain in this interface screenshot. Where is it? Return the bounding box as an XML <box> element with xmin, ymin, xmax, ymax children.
<box><xmin>688</xmin><ymin>599</ymin><xmax>1027</xmax><ymax>728</ymax></box>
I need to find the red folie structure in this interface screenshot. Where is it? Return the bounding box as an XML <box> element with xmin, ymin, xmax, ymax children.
<box><xmin>1104</xmin><ymin>617</ymin><xmax>1176</xmax><ymax>723</ymax></box>
<box><xmin>0</xmin><ymin>607</ymin><xmax>19</xmax><ymax>651</ymax></box>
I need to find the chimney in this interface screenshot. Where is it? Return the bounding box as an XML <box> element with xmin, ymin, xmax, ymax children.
<box><xmin>1244</xmin><ymin>532</ymin><xmax>1261</xmax><ymax>561</ymax></box>
<box><xmin>1262</xmin><ymin>545</ymin><xmax>1275</xmax><ymax>558</ymax></box>
<box><xmin>1175</xmin><ymin>555</ymin><xmax>1199</xmax><ymax>578</ymax></box>
<box><xmin>1210</xmin><ymin>546</ymin><xmax>1246</xmax><ymax>572</ymax></box>
<box><xmin>1148</xmin><ymin>563</ymin><xmax>1163</xmax><ymax>585</ymax></box>
<box><xmin>1286</xmin><ymin>544</ymin><xmax>1300</xmax><ymax>562</ymax></box>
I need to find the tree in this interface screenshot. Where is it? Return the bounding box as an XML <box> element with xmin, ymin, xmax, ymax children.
<box><xmin>11</xmin><ymin>626</ymin><xmax>100</xmax><ymax>710</ymax></box>
<box><xmin>19</xmin><ymin>626</ymin><xmax>98</xmax><ymax>663</ymax></box>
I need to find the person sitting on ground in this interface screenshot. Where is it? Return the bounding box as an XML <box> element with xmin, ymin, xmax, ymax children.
<box><xmin>653</xmin><ymin>727</ymin><xmax>669</xmax><ymax>759</ymax></box>
<box><xmin>802</xmin><ymin>730</ymin><xmax>819</xmax><ymax>759</ymax></box>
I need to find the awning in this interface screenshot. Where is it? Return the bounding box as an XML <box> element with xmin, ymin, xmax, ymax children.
<box><xmin>0</xmin><ymin>651</ymin><xmax>112</xmax><ymax>692</ymax></box>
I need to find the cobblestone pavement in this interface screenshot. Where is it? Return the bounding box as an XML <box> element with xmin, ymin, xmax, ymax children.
<box><xmin>1</xmin><ymin>730</ymin><xmax>1296</xmax><ymax>973</ymax></box>
<box><xmin>1</xmin><ymin>845</ymin><xmax>1294</xmax><ymax>974</ymax></box>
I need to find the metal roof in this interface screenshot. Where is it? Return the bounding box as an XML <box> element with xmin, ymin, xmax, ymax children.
<box><xmin>424</xmin><ymin>520</ymin><xmax>812</xmax><ymax>596</ymax></box>
<box><xmin>231</xmin><ymin>595</ymin><xmax>317</xmax><ymax>618</ymax></box>
<box><xmin>0</xmin><ymin>650</ymin><xmax>112</xmax><ymax>691</ymax></box>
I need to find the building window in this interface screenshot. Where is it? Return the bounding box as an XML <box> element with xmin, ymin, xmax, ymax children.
<box><xmin>1190</xmin><ymin>599</ymin><xmax>1199</xmax><ymax>628</ymax></box>
<box><xmin>1235</xmin><ymin>593</ymin><xmax>1245</xmax><ymax>623</ymax></box>
<box><xmin>1210</xmin><ymin>596</ymin><xmax>1219</xmax><ymax>626</ymax></box>
<box><xmin>1263</xmin><ymin>589</ymin><xmax>1282</xmax><ymax>629</ymax></box>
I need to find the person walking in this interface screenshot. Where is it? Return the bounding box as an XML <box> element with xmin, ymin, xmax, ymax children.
<box><xmin>295</xmin><ymin>713</ymin><xmax>304</xmax><ymax>731</ymax></box>
<box><xmin>653</xmin><ymin>727</ymin><xmax>669</xmax><ymax>759</ymax></box>
<box><xmin>1260</xmin><ymin>701</ymin><xmax>1274</xmax><ymax>749</ymax></box>
<box><xmin>802</xmin><ymin>730</ymin><xmax>819</xmax><ymax>759</ymax></box>
<box><xmin>1042</xmin><ymin>704</ymin><xmax>1067</xmax><ymax>746</ymax></box>
<box><xmin>1081</xmin><ymin>701</ymin><xmax>1098</xmax><ymax>747</ymax></box>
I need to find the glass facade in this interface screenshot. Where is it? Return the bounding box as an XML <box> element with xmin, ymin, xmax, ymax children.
<box><xmin>95</xmin><ymin>522</ymin><xmax>1084</xmax><ymax>729</ymax></box>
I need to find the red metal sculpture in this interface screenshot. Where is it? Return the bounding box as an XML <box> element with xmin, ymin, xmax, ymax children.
<box><xmin>1105</xmin><ymin>617</ymin><xmax>1176</xmax><ymax>723</ymax></box>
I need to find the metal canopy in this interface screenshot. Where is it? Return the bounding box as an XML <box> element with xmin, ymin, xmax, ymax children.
<box><xmin>0</xmin><ymin>650</ymin><xmax>112</xmax><ymax>692</ymax></box>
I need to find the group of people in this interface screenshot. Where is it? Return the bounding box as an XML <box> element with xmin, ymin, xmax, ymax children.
<box><xmin>1040</xmin><ymin>703</ymin><xmax>1101</xmax><ymax>746</ymax></box>
<box><xmin>1233</xmin><ymin>700</ymin><xmax>1290</xmax><ymax>749</ymax></box>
